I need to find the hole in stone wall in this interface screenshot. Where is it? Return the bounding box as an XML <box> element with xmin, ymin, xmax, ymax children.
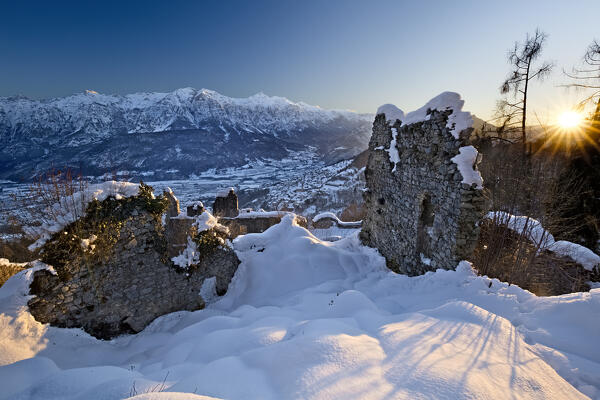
<box><xmin>416</xmin><ymin>194</ymin><xmax>435</xmax><ymax>259</ymax></box>
<box><xmin>377</xmin><ymin>198</ymin><xmax>385</xmax><ymax>205</ymax></box>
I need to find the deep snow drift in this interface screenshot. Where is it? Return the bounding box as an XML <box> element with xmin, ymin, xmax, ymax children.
<box><xmin>0</xmin><ymin>216</ymin><xmax>598</xmax><ymax>399</ymax></box>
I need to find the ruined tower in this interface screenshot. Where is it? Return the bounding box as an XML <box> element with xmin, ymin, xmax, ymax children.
<box><xmin>360</xmin><ymin>92</ymin><xmax>487</xmax><ymax>275</ymax></box>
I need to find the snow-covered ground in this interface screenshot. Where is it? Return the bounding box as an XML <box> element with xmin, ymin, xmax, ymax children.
<box><xmin>1</xmin><ymin>215</ymin><xmax>598</xmax><ymax>399</ymax></box>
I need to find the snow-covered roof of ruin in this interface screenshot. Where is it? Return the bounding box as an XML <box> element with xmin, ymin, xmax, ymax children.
<box><xmin>313</xmin><ymin>211</ymin><xmax>362</xmax><ymax>227</ymax></box>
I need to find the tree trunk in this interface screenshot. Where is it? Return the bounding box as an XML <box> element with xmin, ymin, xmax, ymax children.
<box><xmin>522</xmin><ymin>58</ymin><xmax>531</xmax><ymax>157</ymax></box>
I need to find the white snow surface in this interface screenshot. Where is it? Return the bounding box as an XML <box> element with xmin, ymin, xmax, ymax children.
<box><xmin>313</xmin><ymin>212</ymin><xmax>362</xmax><ymax>228</ymax></box>
<box><xmin>1</xmin><ymin>215</ymin><xmax>598</xmax><ymax>399</ymax></box>
<box><xmin>171</xmin><ymin>237</ymin><xmax>200</xmax><ymax>269</ymax></box>
<box><xmin>488</xmin><ymin>211</ymin><xmax>600</xmax><ymax>271</ymax></box>
<box><xmin>193</xmin><ymin>211</ymin><xmax>220</xmax><ymax>232</ymax></box>
<box><xmin>549</xmin><ymin>241</ymin><xmax>600</xmax><ymax>271</ymax></box>
<box><xmin>172</xmin><ymin>211</ymin><xmax>226</xmax><ymax>268</ymax></box>
<box><xmin>25</xmin><ymin>181</ymin><xmax>139</xmax><ymax>250</ymax></box>
<box><xmin>450</xmin><ymin>145</ymin><xmax>484</xmax><ymax>189</ymax></box>
<box><xmin>236</xmin><ymin>210</ymin><xmax>288</xmax><ymax>219</ymax></box>
<box><xmin>387</xmin><ymin>128</ymin><xmax>401</xmax><ymax>173</ymax></box>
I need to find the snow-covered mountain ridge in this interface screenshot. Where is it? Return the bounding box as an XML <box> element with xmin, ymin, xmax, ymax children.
<box><xmin>0</xmin><ymin>88</ymin><xmax>371</xmax><ymax>140</ymax></box>
<box><xmin>0</xmin><ymin>88</ymin><xmax>373</xmax><ymax>181</ymax></box>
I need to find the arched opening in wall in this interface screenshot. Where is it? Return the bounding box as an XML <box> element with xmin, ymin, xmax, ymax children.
<box><xmin>416</xmin><ymin>194</ymin><xmax>435</xmax><ymax>261</ymax></box>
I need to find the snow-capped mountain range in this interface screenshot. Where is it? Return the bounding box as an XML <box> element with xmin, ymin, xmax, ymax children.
<box><xmin>0</xmin><ymin>88</ymin><xmax>373</xmax><ymax>181</ymax></box>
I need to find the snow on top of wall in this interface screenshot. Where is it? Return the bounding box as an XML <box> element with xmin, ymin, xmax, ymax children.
<box><xmin>387</xmin><ymin>128</ymin><xmax>400</xmax><ymax>173</ymax></box>
<box><xmin>171</xmin><ymin>237</ymin><xmax>200</xmax><ymax>269</ymax></box>
<box><xmin>376</xmin><ymin>104</ymin><xmax>405</xmax><ymax>123</ymax></box>
<box><xmin>193</xmin><ymin>211</ymin><xmax>220</xmax><ymax>232</ymax></box>
<box><xmin>378</xmin><ymin>92</ymin><xmax>477</xmax><ymax>177</ymax></box>
<box><xmin>313</xmin><ymin>211</ymin><xmax>362</xmax><ymax>227</ymax></box>
<box><xmin>172</xmin><ymin>210</ymin><xmax>226</xmax><ymax>268</ymax></box>
<box><xmin>402</xmin><ymin>92</ymin><xmax>473</xmax><ymax>139</ymax></box>
<box><xmin>189</xmin><ymin>201</ymin><xmax>204</xmax><ymax>210</ymax></box>
<box><xmin>451</xmin><ymin>146</ymin><xmax>483</xmax><ymax>189</ymax></box>
<box><xmin>549</xmin><ymin>241</ymin><xmax>600</xmax><ymax>272</ymax></box>
<box><xmin>25</xmin><ymin>181</ymin><xmax>140</xmax><ymax>251</ymax></box>
<box><xmin>487</xmin><ymin>211</ymin><xmax>600</xmax><ymax>271</ymax></box>
<box><xmin>236</xmin><ymin>210</ymin><xmax>286</xmax><ymax>219</ymax></box>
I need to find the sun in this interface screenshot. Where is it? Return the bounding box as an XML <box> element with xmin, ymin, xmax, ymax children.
<box><xmin>557</xmin><ymin>111</ymin><xmax>583</xmax><ymax>129</ymax></box>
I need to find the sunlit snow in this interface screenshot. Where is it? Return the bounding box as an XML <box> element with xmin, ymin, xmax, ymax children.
<box><xmin>0</xmin><ymin>216</ymin><xmax>598</xmax><ymax>399</ymax></box>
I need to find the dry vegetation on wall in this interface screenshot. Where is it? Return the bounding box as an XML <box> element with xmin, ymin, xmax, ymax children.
<box><xmin>1</xmin><ymin>169</ymin><xmax>115</xmax><ymax>286</ymax></box>
<box><xmin>471</xmin><ymin>138</ymin><xmax>593</xmax><ymax>295</ymax></box>
<box><xmin>0</xmin><ymin>260</ymin><xmax>26</xmax><ymax>287</ymax></box>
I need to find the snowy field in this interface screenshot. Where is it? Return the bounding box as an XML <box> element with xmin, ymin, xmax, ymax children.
<box><xmin>1</xmin><ymin>215</ymin><xmax>599</xmax><ymax>399</ymax></box>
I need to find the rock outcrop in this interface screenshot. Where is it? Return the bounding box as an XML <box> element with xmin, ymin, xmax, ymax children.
<box><xmin>360</xmin><ymin>93</ymin><xmax>488</xmax><ymax>275</ymax></box>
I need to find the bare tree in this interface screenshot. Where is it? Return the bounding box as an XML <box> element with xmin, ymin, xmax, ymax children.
<box><xmin>564</xmin><ymin>40</ymin><xmax>600</xmax><ymax>125</ymax></box>
<box><xmin>497</xmin><ymin>29</ymin><xmax>553</xmax><ymax>155</ymax></box>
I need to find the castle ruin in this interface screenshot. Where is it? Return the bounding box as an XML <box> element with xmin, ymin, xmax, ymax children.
<box><xmin>360</xmin><ymin>93</ymin><xmax>488</xmax><ymax>275</ymax></box>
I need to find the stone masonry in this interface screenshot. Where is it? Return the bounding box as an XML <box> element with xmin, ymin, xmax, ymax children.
<box><xmin>213</xmin><ymin>188</ymin><xmax>307</xmax><ymax>238</ymax></box>
<box><xmin>213</xmin><ymin>189</ymin><xmax>239</xmax><ymax>218</ymax></box>
<box><xmin>28</xmin><ymin>187</ymin><xmax>239</xmax><ymax>339</ymax></box>
<box><xmin>360</xmin><ymin>108</ymin><xmax>487</xmax><ymax>275</ymax></box>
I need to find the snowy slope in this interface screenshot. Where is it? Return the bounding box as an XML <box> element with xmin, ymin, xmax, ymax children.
<box><xmin>0</xmin><ymin>216</ymin><xmax>598</xmax><ymax>399</ymax></box>
<box><xmin>0</xmin><ymin>89</ymin><xmax>373</xmax><ymax>181</ymax></box>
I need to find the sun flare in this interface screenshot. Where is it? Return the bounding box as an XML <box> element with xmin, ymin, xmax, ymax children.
<box><xmin>557</xmin><ymin>111</ymin><xmax>583</xmax><ymax>129</ymax></box>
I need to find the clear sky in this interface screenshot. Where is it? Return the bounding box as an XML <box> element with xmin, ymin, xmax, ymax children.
<box><xmin>1</xmin><ymin>0</ymin><xmax>599</xmax><ymax>121</ymax></box>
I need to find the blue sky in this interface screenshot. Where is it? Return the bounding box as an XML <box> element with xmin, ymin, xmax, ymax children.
<box><xmin>1</xmin><ymin>0</ymin><xmax>599</xmax><ymax>120</ymax></box>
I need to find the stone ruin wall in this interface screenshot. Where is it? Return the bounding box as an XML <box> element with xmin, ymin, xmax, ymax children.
<box><xmin>360</xmin><ymin>109</ymin><xmax>487</xmax><ymax>275</ymax></box>
<box><xmin>213</xmin><ymin>188</ymin><xmax>307</xmax><ymax>236</ymax></box>
<box><xmin>28</xmin><ymin>189</ymin><xmax>239</xmax><ymax>340</ymax></box>
<box><xmin>26</xmin><ymin>186</ymin><xmax>307</xmax><ymax>339</ymax></box>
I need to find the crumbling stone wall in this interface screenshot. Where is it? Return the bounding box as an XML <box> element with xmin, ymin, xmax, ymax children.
<box><xmin>213</xmin><ymin>189</ymin><xmax>307</xmax><ymax>238</ymax></box>
<box><xmin>213</xmin><ymin>189</ymin><xmax>239</xmax><ymax>218</ymax></box>
<box><xmin>28</xmin><ymin>187</ymin><xmax>239</xmax><ymax>339</ymax></box>
<box><xmin>220</xmin><ymin>212</ymin><xmax>308</xmax><ymax>238</ymax></box>
<box><xmin>360</xmin><ymin>109</ymin><xmax>487</xmax><ymax>275</ymax></box>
